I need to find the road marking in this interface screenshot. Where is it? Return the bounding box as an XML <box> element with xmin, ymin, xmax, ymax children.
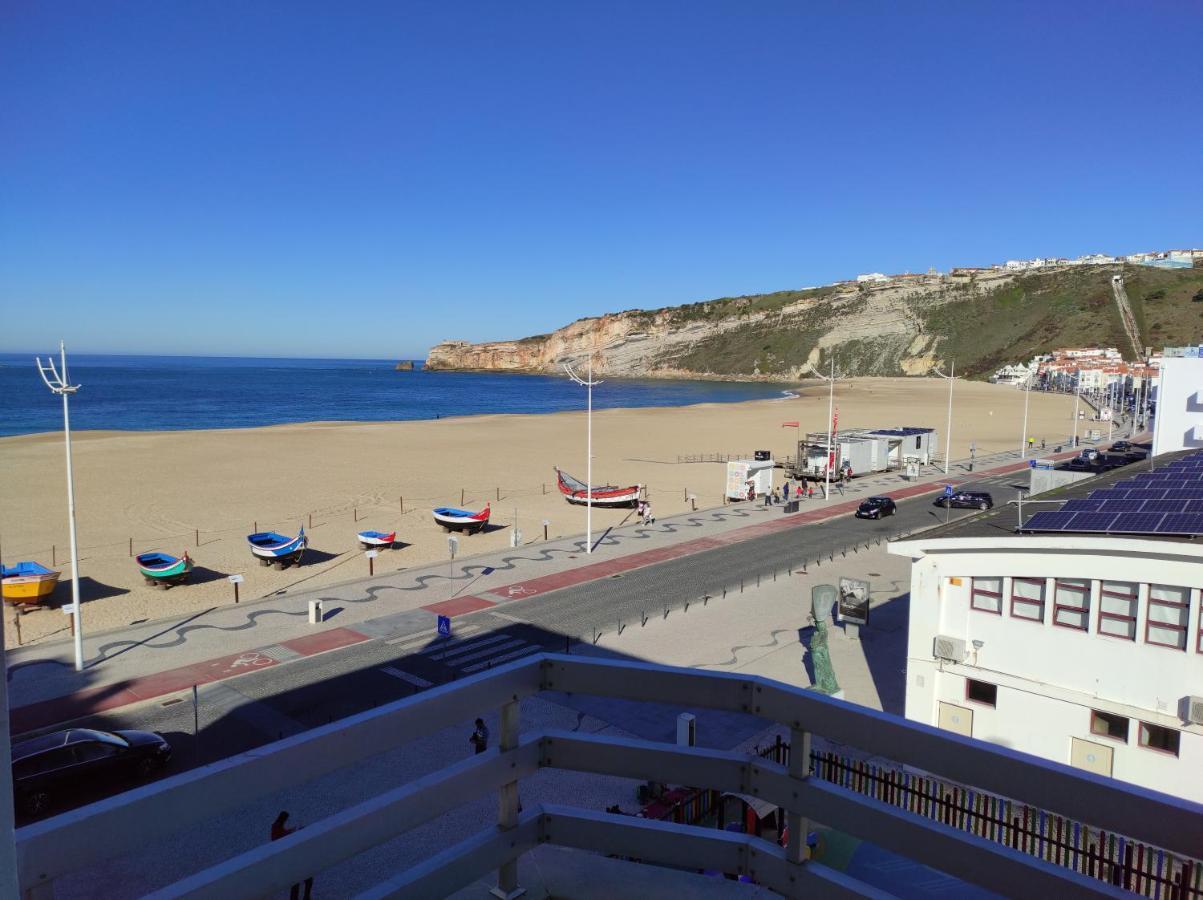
<box><xmin>440</xmin><ymin>638</ymin><xmax>528</xmax><ymax>666</ymax></box>
<box><xmin>461</xmin><ymin>644</ymin><xmax>541</xmax><ymax>674</ymax></box>
<box><xmin>379</xmin><ymin>666</ymin><xmax>432</xmax><ymax>688</ymax></box>
<box><xmin>424</xmin><ymin>633</ymin><xmax>513</xmax><ymax>661</ymax></box>
<box><xmin>386</xmin><ymin>624</ymin><xmax>480</xmax><ymax>650</ymax></box>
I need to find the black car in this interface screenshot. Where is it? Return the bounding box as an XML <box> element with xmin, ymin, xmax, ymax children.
<box><xmin>12</xmin><ymin>727</ymin><xmax>171</xmax><ymax>816</ymax></box>
<box><xmin>855</xmin><ymin>496</ymin><xmax>896</xmax><ymax>519</ymax></box>
<box><xmin>1110</xmin><ymin>440</ymin><xmax>1134</xmax><ymax>452</ymax></box>
<box><xmin>934</xmin><ymin>491</ymin><xmax>993</xmax><ymax>510</ymax></box>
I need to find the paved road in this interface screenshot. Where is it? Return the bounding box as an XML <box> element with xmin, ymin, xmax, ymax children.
<box><xmin>14</xmin><ymin>468</ymin><xmax>1025</xmax><ymax>820</ymax></box>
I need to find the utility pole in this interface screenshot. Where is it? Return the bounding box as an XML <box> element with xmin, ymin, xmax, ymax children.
<box><xmin>1072</xmin><ymin>368</ymin><xmax>1081</xmax><ymax>448</ymax></box>
<box><xmin>806</xmin><ymin>359</ymin><xmax>843</xmax><ymax>500</ymax></box>
<box><xmin>1020</xmin><ymin>369</ymin><xmax>1032</xmax><ymax>458</ymax></box>
<box><xmin>932</xmin><ymin>360</ymin><xmax>956</xmax><ymax>474</ymax></box>
<box><xmin>564</xmin><ymin>356</ymin><xmax>603</xmax><ymax>553</ymax></box>
<box><xmin>37</xmin><ymin>342</ymin><xmax>85</xmax><ymax>672</ymax></box>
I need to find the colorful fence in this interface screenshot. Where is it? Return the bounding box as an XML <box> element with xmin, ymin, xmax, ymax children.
<box><xmin>752</xmin><ymin>739</ymin><xmax>1202</xmax><ymax>899</ymax></box>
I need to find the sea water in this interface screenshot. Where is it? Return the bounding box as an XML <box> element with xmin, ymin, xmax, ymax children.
<box><xmin>0</xmin><ymin>354</ymin><xmax>792</xmax><ymax>437</ymax></box>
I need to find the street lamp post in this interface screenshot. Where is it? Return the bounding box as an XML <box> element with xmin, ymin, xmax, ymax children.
<box><xmin>36</xmin><ymin>342</ymin><xmax>85</xmax><ymax>672</ymax></box>
<box><xmin>805</xmin><ymin>359</ymin><xmax>842</xmax><ymax>500</ymax></box>
<box><xmin>564</xmin><ymin>356</ymin><xmax>602</xmax><ymax>554</ymax></box>
<box><xmin>1072</xmin><ymin>368</ymin><xmax>1081</xmax><ymax>448</ymax></box>
<box><xmin>932</xmin><ymin>360</ymin><xmax>956</xmax><ymax>474</ymax></box>
<box><xmin>1020</xmin><ymin>369</ymin><xmax>1032</xmax><ymax>458</ymax></box>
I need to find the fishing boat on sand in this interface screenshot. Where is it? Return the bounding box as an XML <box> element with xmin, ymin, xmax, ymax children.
<box><xmin>247</xmin><ymin>528</ymin><xmax>308</xmax><ymax>568</ymax></box>
<box><xmin>135</xmin><ymin>551</ymin><xmax>194</xmax><ymax>588</ymax></box>
<box><xmin>357</xmin><ymin>529</ymin><xmax>396</xmax><ymax>550</ymax></box>
<box><xmin>432</xmin><ymin>504</ymin><xmax>490</xmax><ymax>534</ymax></box>
<box><xmin>1</xmin><ymin>562</ymin><xmax>61</xmax><ymax>605</ymax></box>
<box><xmin>554</xmin><ymin>467</ymin><xmax>641</xmax><ymax>508</ymax></box>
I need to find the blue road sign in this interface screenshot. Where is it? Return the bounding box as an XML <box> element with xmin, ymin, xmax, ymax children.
<box><xmin>437</xmin><ymin>615</ymin><xmax>451</xmax><ymax>637</ymax></box>
<box><xmin>943</xmin><ymin>484</ymin><xmax>954</xmax><ymax>498</ymax></box>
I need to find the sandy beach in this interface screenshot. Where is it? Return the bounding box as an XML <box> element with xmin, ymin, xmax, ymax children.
<box><xmin>1</xmin><ymin>378</ymin><xmax>1075</xmax><ymax>647</ymax></box>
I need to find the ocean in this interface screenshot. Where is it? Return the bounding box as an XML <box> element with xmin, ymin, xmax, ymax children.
<box><xmin>0</xmin><ymin>354</ymin><xmax>793</xmax><ymax>437</ymax></box>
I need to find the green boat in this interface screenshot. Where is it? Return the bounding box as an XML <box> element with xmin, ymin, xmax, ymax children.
<box><xmin>136</xmin><ymin>550</ymin><xmax>194</xmax><ymax>588</ymax></box>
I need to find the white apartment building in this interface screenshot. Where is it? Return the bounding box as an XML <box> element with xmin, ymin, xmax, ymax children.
<box><xmin>1152</xmin><ymin>357</ymin><xmax>1203</xmax><ymax>456</ymax></box>
<box><xmin>890</xmin><ymin>531</ymin><xmax>1203</xmax><ymax>803</ymax></box>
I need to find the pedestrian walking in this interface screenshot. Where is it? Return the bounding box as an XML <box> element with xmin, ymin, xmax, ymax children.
<box><xmin>636</xmin><ymin>499</ymin><xmax>646</xmax><ymax>522</ymax></box>
<box><xmin>1041</xmin><ymin>438</ymin><xmax>1046</xmax><ymax>450</ymax></box>
<box><xmin>643</xmin><ymin>499</ymin><xmax>654</xmax><ymax>524</ymax></box>
<box><xmin>270</xmin><ymin>812</ymin><xmax>314</xmax><ymax>900</ymax></box>
<box><xmin>807</xmin><ymin>484</ymin><xmax>814</xmax><ymax>500</ymax></box>
<box><xmin>470</xmin><ymin>717</ymin><xmax>489</xmax><ymax>754</ymax></box>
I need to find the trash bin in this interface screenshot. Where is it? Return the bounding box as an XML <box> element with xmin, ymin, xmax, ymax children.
<box><xmin>308</xmin><ymin>599</ymin><xmax>323</xmax><ymax>624</ymax></box>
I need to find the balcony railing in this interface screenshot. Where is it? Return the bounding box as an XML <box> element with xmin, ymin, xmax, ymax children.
<box><xmin>13</xmin><ymin>654</ymin><xmax>1203</xmax><ymax>898</ymax></box>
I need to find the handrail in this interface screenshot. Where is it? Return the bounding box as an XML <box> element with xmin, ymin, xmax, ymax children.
<box><xmin>15</xmin><ymin>654</ymin><xmax>1203</xmax><ymax>897</ymax></box>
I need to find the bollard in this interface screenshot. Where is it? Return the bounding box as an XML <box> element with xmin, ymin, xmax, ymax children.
<box><xmin>400</xmin><ymin>495</ymin><xmax>404</xmax><ymax>512</ymax></box>
<box><xmin>196</xmin><ymin>528</ymin><xmax>199</xmax><ymax>546</ymax></box>
<box><xmin>52</xmin><ymin>544</ymin><xmax>56</xmax><ymax>565</ymax></box>
<box><xmin>354</xmin><ymin>508</ymin><xmax>358</xmax><ymax>523</ymax></box>
<box><xmin>461</xmin><ymin>488</ymin><xmax>465</xmax><ymax>505</ymax></box>
<box><xmin>496</xmin><ymin>486</ymin><xmax>500</xmax><ymax>501</ymax></box>
<box><xmin>129</xmin><ymin>537</ymin><xmax>133</xmax><ymax>557</ymax></box>
<box><xmin>254</xmin><ymin>521</ymin><xmax>257</xmax><ymax>533</ymax></box>
<box><xmin>309</xmin><ymin>513</ymin><xmax>313</xmax><ymax>529</ymax></box>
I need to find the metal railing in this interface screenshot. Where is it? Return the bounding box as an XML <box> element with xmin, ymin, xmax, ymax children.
<box><xmin>14</xmin><ymin>655</ymin><xmax>1203</xmax><ymax>898</ymax></box>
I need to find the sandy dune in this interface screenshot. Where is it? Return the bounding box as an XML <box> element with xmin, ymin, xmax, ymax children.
<box><xmin>1</xmin><ymin>378</ymin><xmax>1076</xmax><ymax>647</ymax></box>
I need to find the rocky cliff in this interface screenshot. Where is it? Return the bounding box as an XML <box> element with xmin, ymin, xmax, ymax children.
<box><xmin>425</xmin><ymin>265</ymin><xmax>1203</xmax><ymax>379</ymax></box>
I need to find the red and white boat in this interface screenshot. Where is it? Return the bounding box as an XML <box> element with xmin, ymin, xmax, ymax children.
<box><xmin>554</xmin><ymin>467</ymin><xmax>641</xmax><ymax>508</ymax></box>
<box><xmin>432</xmin><ymin>503</ymin><xmax>490</xmax><ymax>534</ymax></box>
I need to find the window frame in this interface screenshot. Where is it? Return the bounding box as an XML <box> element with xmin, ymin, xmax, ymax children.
<box><xmin>1098</xmin><ymin>580</ymin><xmax>1138</xmax><ymax>642</ymax></box>
<box><xmin>1009</xmin><ymin>577</ymin><xmax>1046</xmax><ymax>623</ymax></box>
<box><xmin>1089</xmin><ymin>710</ymin><xmax>1129</xmax><ymax>743</ymax></box>
<box><xmin>1138</xmin><ymin>721</ymin><xmax>1181</xmax><ymax>757</ymax></box>
<box><xmin>965</xmin><ymin>678</ymin><xmax>997</xmax><ymax>707</ymax></box>
<box><xmin>1145</xmin><ymin>584</ymin><xmax>1190</xmax><ymax>651</ymax></box>
<box><xmin>1052</xmin><ymin>578</ymin><xmax>1091</xmax><ymax>632</ymax></box>
<box><xmin>970</xmin><ymin>577</ymin><xmax>1003</xmax><ymax>615</ymax></box>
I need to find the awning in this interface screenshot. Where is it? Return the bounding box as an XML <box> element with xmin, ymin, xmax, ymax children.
<box><xmin>720</xmin><ymin>792</ymin><xmax>777</xmax><ymax>820</ymax></box>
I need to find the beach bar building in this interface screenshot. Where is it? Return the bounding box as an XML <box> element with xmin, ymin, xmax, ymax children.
<box><xmin>794</xmin><ymin>427</ymin><xmax>935</xmax><ymax>480</ymax></box>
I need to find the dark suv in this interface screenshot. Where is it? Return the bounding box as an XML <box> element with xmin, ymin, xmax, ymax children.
<box><xmin>12</xmin><ymin>728</ymin><xmax>172</xmax><ymax>816</ymax></box>
<box><xmin>934</xmin><ymin>491</ymin><xmax>993</xmax><ymax>510</ymax></box>
<box><xmin>855</xmin><ymin>496</ymin><xmax>897</xmax><ymax>519</ymax></box>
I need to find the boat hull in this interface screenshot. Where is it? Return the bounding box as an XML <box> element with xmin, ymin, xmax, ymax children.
<box><xmin>247</xmin><ymin>531</ymin><xmax>308</xmax><ymax>567</ymax></box>
<box><xmin>562</xmin><ymin>488</ymin><xmax>641</xmax><ymax>508</ymax></box>
<box><xmin>2</xmin><ymin>573</ymin><xmax>60</xmax><ymax>605</ymax></box>
<box><xmin>432</xmin><ymin>507</ymin><xmax>490</xmax><ymax>533</ymax></box>
<box><xmin>136</xmin><ymin>553</ymin><xmax>194</xmax><ymax>587</ymax></box>
<box><xmin>357</xmin><ymin>530</ymin><xmax>396</xmax><ymax>549</ymax></box>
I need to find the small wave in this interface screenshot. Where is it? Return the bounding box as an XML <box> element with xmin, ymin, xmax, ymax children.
<box><xmin>777</xmin><ymin>390</ymin><xmax>798</xmax><ymax>400</ymax></box>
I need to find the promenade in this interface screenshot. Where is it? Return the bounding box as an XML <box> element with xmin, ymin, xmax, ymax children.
<box><xmin>5</xmin><ymin>444</ymin><xmax>1076</xmax><ymax>733</ymax></box>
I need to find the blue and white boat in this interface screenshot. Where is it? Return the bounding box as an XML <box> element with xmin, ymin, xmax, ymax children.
<box><xmin>247</xmin><ymin>527</ymin><xmax>307</xmax><ymax>568</ymax></box>
<box><xmin>432</xmin><ymin>503</ymin><xmax>490</xmax><ymax>534</ymax></box>
<box><xmin>357</xmin><ymin>529</ymin><xmax>396</xmax><ymax>550</ymax></box>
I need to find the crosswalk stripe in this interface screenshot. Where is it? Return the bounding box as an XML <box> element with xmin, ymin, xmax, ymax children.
<box><xmin>424</xmin><ymin>633</ymin><xmax>512</xmax><ymax>661</ymax></box>
<box><xmin>439</xmin><ymin>638</ymin><xmax>527</xmax><ymax>666</ymax></box>
<box><xmin>378</xmin><ymin>666</ymin><xmax>432</xmax><ymax>688</ymax></box>
<box><xmin>386</xmin><ymin>624</ymin><xmax>480</xmax><ymax>650</ymax></box>
<box><xmin>461</xmin><ymin>644</ymin><xmax>541</xmax><ymax>674</ymax></box>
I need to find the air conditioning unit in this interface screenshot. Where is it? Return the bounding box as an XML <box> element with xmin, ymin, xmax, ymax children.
<box><xmin>933</xmin><ymin>634</ymin><xmax>966</xmax><ymax>663</ymax></box>
<box><xmin>1182</xmin><ymin>695</ymin><xmax>1203</xmax><ymax>726</ymax></box>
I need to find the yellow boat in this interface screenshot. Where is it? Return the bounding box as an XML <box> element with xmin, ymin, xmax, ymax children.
<box><xmin>1</xmin><ymin>561</ymin><xmax>61</xmax><ymax>605</ymax></box>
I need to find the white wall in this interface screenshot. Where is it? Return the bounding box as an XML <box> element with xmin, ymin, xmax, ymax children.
<box><xmin>893</xmin><ymin>537</ymin><xmax>1203</xmax><ymax>802</ymax></box>
<box><xmin>1152</xmin><ymin>358</ymin><xmax>1203</xmax><ymax>456</ymax></box>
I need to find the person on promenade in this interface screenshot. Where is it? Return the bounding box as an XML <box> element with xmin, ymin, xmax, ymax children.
<box><xmin>747</xmin><ymin>483</ymin><xmax>755</xmax><ymax>503</ymax></box>
<box><xmin>643</xmin><ymin>499</ymin><xmax>654</xmax><ymax>524</ymax></box>
<box><xmin>763</xmin><ymin>489</ymin><xmax>771</xmax><ymax>507</ymax></box>
<box><xmin>636</xmin><ymin>499</ymin><xmax>646</xmax><ymax>522</ymax></box>
<box><xmin>807</xmin><ymin>484</ymin><xmax>814</xmax><ymax>500</ymax></box>
<box><xmin>270</xmin><ymin>812</ymin><xmax>314</xmax><ymax>900</ymax></box>
<box><xmin>1041</xmin><ymin>438</ymin><xmax>1046</xmax><ymax>450</ymax></box>
<box><xmin>470</xmin><ymin>718</ymin><xmax>489</xmax><ymax>754</ymax></box>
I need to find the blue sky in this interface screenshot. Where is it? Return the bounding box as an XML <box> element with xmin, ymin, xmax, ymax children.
<box><xmin>2</xmin><ymin>1</ymin><xmax>1200</xmax><ymax>359</ymax></box>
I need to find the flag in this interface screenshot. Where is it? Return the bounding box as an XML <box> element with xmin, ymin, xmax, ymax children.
<box><xmin>782</xmin><ymin>421</ymin><xmax>799</xmax><ymax>428</ymax></box>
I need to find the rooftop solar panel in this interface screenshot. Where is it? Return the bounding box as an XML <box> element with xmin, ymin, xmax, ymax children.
<box><xmin>1127</xmin><ymin>489</ymin><xmax>1168</xmax><ymax>500</ymax></box>
<box><xmin>1158</xmin><ymin>514</ymin><xmax>1203</xmax><ymax>535</ymax></box>
<box><xmin>1141</xmin><ymin>499</ymin><xmax>1189</xmax><ymax>514</ymax></box>
<box><xmin>1062</xmin><ymin>498</ymin><xmax>1104</xmax><ymax>511</ymax></box>
<box><xmin>1067</xmin><ymin>512</ymin><xmax>1120</xmax><ymax>532</ymax></box>
<box><xmin>1087</xmin><ymin>490</ymin><xmax>1130</xmax><ymax>501</ymax></box>
<box><xmin>1022</xmin><ymin>511</ymin><xmax>1077</xmax><ymax>531</ymax></box>
<box><xmin>1185</xmin><ymin>500</ymin><xmax>1203</xmax><ymax>513</ymax></box>
<box><xmin>1110</xmin><ymin>513</ymin><xmax>1166</xmax><ymax>533</ymax></box>
<box><xmin>1098</xmin><ymin>499</ymin><xmax>1143</xmax><ymax>512</ymax></box>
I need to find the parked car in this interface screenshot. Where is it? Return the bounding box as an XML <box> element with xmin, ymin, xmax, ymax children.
<box><xmin>12</xmin><ymin>727</ymin><xmax>171</xmax><ymax>816</ymax></box>
<box><xmin>1109</xmin><ymin>440</ymin><xmax>1134</xmax><ymax>452</ymax></box>
<box><xmin>855</xmin><ymin>496</ymin><xmax>896</xmax><ymax>519</ymax></box>
<box><xmin>934</xmin><ymin>491</ymin><xmax>994</xmax><ymax>510</ymax></box>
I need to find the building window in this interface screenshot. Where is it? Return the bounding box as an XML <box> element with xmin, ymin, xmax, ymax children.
<box><xmin>1053</xmin><ymin>579</ymin><xmax>1090</xmax><ymax>631</ymax></box>
<box><xmin>1010</xmin><ymin>578</ymin><xmax>1046</xmax><ymax>622</ymax></box>
<box><xmin>1138</xmin><ymin>722</ymin><xmax>1180</xmax><ymax>756</ymax></box>
<box><xmin>966</xmin><ymin>679</ymin><xmax>997</xmax><ymax>706</ymax></box>
<box><xmin>970</xmin><ymin>577</ymin><xmax>1002</xmax><ymax>614</ymax></box>
<box><xmin>1099</xmin><ymin>581</ymin><xmax>1138</xmax><ymax>641</ymax></box>
<box><xmin>1146</xmin><ymin>584</ymin><xmax>1190</xmax><ymax>650</ymax></box>
<box><xmin>1090</xmin><ymin>710</ymin><xmax>1129</xmax><ymax>742</ymax></box>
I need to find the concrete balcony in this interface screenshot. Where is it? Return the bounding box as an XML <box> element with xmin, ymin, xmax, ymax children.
<box><xmin>11</xmin><ymin>654</ymin><xmax>1203</xmax><ymax>898</ymax></box>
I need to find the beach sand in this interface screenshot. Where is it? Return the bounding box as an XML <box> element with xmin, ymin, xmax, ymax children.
<box><xmin>1</xmin><ymin>378</ymin><xmax>1076</xmax><ymax>647</ymax></box>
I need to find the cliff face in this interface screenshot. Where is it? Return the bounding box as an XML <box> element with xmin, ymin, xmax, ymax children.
<box><xmin>425</xmin><ymin>265</ymin><xmax>1203</xmax><ymax>379</ymax></box>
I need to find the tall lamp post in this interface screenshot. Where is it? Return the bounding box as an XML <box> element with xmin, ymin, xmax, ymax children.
<box><xmin>36</xmin><ymin>342</ymin><xmax>85</xmax><ymax>672</ymax></box>
<box><xmin>805</xmin><ymin>359</ymin><xmax>842</xmax><ymax>500</ymax></box>
<box><xmin>1020</xmin><ymin>368</ymin><xmax>1033</xmax><ymax>458</ymax></box>
<box><xmin>931</xmin><ymin>360</ymin><xmax>957</xmax><ymax>474</ymax></box>
<box><xmin>1072</xmin><ymin>367</ymin><xmax>1082</xmax><ymax>448</ymax></box>
<box><xmin>564</xmin><ymin>356</ymin><xmax>602</xmax><ymax>554</ymax></box>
